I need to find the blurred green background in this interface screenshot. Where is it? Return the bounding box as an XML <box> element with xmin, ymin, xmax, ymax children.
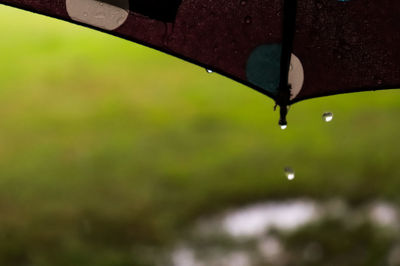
<box><xmin>0</xmin><ymin>5</ymin><xmax>400</xmax><ymax>266</ymax></box>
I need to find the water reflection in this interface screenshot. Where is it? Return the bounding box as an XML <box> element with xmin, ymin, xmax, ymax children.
<box><xmin>223</xmin><ymin>201</ymin><xmax>319</xmax><ymax>238</ymax></box>
<box><xmin>368</xmin><ymin>201</ymin><xmax>398</xmax><ymax>228</ymax></box>
<box><xmin>168</xmin><ymin>199</ymin><xmax>400</xmax><ymax>266</ymax></box>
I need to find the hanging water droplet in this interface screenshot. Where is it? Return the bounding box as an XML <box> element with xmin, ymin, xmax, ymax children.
<box><xmin>284</xmin><ymin>167</ymin><xmax>295</xmax><ymax>180</ymax></box>
<box><xmin>280</xmin><ymin>124</ymin><xmax>287</xmax><ymax>130</ymax></box>
<box><xmin>322</xmin><ymin>112</ymin><xmax>334</xmax><ymax>122</ymax></box>
<box><xmin>206</xmin><ymin>69</ymin><xmax>213</xmax><ymax>74</ymax></box>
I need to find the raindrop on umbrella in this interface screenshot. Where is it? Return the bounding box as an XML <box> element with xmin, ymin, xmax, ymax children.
<box><xmin>284</xmin><ymin>167</ymin><xmax>295</xmax><ymax>180</ymax></box>
<box><xmin>244</xmin><ymin>16</ymin><xmax>252</xmax><ymax>24</ymax></box>
<box><xmin>206</xmin><ymin>69</ymin><xmax>213</xmax><ymax>73</ymax></box>
<box><xmin>322</xmin><ymin>112</ymin><xmax>334</xmax><ymax>122</ymax></box>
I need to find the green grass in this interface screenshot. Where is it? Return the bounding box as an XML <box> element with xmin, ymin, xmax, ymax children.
<box><xmin>0</xmin><ymin>5</ymin><xmax>399</xmax><ymax>265</ymax></box>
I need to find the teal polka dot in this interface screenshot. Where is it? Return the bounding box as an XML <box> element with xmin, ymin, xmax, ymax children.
<box><xmin>246</xmin><ymin>44</ymin><xmax>282</xmax><ymax>95</ymax></box>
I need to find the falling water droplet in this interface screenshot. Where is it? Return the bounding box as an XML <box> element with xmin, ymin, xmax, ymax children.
<box><xmin>322</xmin><ymin>112</ymin><xmax>334</xmax><ymax>122</ymax></box>
<box><xmin>284</xmin><ymin>167</ymin><xmax>295</xmax><ymax>180</ymax></box>
<box><xmin>206</xmin><ymin>69</ymin><xmax>213</xmax><ymax>74</ymax></box>
<box><xmin>280</xmin><ymin>124</ymin><xmax>287</xmax><ymax>130</ymax></box>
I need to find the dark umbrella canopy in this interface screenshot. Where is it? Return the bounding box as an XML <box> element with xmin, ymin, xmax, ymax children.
<box><xmin>293</xmin><ymin>0</ymin><xmax>400</xmax><ymax>103</ymax></box>
<box><xmin>0</xmin><ymin>0</ymin><xmax>399</xmax><ymax>122</ymax></box>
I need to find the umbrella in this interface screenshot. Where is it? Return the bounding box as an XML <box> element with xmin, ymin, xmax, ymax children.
<box><xmin>0</xmin><ymin>0</ymin><xmax>399</xmax><ymax>126</ymax></box>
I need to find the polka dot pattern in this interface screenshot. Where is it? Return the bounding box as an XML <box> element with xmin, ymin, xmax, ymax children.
<box><xmin>66</xmin><ymin>0</ymin><xmax>129</xmax><ymax>31</ymax></box>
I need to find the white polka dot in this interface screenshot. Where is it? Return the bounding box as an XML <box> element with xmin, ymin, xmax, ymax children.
<box><xmin>289</xmin><ymin>53</ymin><xmax>304</xmax><ymax>100</ymax></box>
<box><xmin>66</xmin><ymin>0</ymin><xmax>129</xmax><ymax>31</ymax></box>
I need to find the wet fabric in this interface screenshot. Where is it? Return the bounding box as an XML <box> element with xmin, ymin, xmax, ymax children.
<box><xmin>0</xmin><ymin>0</ymin><xmax>399</xmax><ymax>104</ymax></box>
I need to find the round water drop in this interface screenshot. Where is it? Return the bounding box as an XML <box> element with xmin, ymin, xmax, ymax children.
<box><xmin>280</xmin><ymin>124</ymin><xmax>287</xmax><ymax>130</ymax></box>
<box><xmin>206</xmin><ymin>69</ymin><xmax>213</xmax><ymax>74</ymax></box>
<box><xmin>284</xmin><ymin>167</ymin><xmax>295</xmax><ymax>180</ymax></box>
<box><xmin>322</xmin><ymin>112</ymin><xmax>334</xmax><ymax>122</ymax></box>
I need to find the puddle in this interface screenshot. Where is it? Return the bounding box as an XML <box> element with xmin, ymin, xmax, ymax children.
<box><xmin>222</xmin><ymin>200</ymin><xmax>319</xmax><ymax>238</ymax></box>
<box><xmin>165</xmin><ymin>199</ymin><xmax>400</xmax><ymax>266</ymax></box>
